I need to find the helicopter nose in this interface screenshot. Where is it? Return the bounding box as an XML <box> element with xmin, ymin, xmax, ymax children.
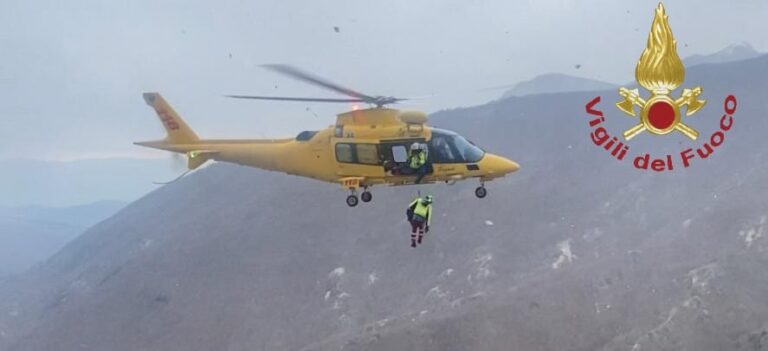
<box><xmin>482</xmin><ymin>153</ymin><xmax>520</xmax><ymax>175</ymax></box>
<box><xmin>505</xmin><ymin>159</ymin><xmax>520</xmax><ymax>173</ymax></box>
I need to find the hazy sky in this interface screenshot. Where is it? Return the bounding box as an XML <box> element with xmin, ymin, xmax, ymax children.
<box><xmin>1</xmin><ymin>0</ymin><xmax>766</xmax><ymax>161</ymax></box>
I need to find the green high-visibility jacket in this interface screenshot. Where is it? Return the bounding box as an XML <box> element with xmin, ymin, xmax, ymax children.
<box><xmin>409</xmin><ymin>152</ymin><xmax>426</xmax><ymax>169</ymax></box>
<box><xmin>408</xmin><ymin>198</ymin><xmax>432</xmax><ymax>226</ymax></box>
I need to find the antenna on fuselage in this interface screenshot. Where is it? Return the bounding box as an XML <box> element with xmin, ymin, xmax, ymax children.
<box><xmin>152</xmin><ymin>169</ymin><xmax>192</xmax><ymax>185</ymax></box>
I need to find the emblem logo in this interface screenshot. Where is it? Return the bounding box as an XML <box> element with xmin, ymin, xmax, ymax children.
<box><xmin>583</xmin><ymin>3</ymin><xmax>738</xmax><ymax>172</ymax></box>
<box><xmin>616</xmin><ymin>3</ymin><xmax>706</xmax><ymax>140</ymax></box>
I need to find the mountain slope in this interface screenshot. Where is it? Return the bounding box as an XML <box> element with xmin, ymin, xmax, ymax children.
<box><xmin>1</xmin><ymin>55</ymin><xmax>767</xmax><ymax>351</ymax></box>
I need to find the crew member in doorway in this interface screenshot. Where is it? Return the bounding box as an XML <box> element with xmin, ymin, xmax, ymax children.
<box><xmin>408</xmin><ymin>143</ymin><xmax>427</xmax><ymax>184</ymax></box>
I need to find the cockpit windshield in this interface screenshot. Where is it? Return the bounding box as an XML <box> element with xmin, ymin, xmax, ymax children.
<box><xmin>428</xmin><ymin>129</ymin><xmax>485</xmax><ymax>163</ymax></box>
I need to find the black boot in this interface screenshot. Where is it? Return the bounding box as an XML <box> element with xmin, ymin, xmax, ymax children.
<box><xmin>411</xmin><ymin>238</ymin><xmax>417</xmax><ymax>248</ymax></box>
<box><xmin>417</xmin><ymin>234</ymin><xmax>423</xmax><ymax>244</ymax></box>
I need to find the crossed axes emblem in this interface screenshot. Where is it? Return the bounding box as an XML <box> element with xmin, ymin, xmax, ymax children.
<box><xmin>616</xmin><ymin>86</ymin><xmax>706</xmax><ymax>140</ymax></box>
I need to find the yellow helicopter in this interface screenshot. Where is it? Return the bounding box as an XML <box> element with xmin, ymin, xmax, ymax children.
<box><xmin>135</xmin><ymin>65</ymin><xmax>520</xmax><ymax>206</ymax></box>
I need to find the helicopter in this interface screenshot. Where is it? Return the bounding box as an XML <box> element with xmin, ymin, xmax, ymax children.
<box><xmin>135</xmin><ymin>65</ymin><xmax>520</xmax><ymax>206</ymax></box>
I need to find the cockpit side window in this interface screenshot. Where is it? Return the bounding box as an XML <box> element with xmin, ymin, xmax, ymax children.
<box><xmin>430</xmin><ymin>135</ymin><xmax>456</xmax><ymax>162</ymax></box>
<box><xmin>428</xmin><ymin>130</ymin><xmax>485</xmax><ymax>163</ymax></box>
<box><xmin>453</xmin><ymin>136</ymin><xmax>484</xmax><ymax>163</ymax></box>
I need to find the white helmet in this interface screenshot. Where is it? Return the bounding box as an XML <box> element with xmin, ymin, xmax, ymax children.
<box><xmin>410</xmin><ymin>143</ymin><xmax>421</xmax><ymax>151</ymax></box>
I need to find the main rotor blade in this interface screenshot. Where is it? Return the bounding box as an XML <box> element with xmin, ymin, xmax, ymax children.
<box><xmin>226</xmin><ymin>95</ymin><xmax>366</xmax><ymax>103</ymax></box>
<box><xmin>262</xmin><ymin>64</ymin><xmax>376</xmax><ymax>101</ymax></box>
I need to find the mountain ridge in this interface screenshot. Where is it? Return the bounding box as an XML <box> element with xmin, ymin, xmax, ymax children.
<box><xmin>497</xmin><ymin>44</ymin><xmax>764</xmax><ymax>100</ymax></box>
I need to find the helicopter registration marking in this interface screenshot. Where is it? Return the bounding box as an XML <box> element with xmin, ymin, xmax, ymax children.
<box><xmin>340</xmin><ymin>177</ymin><xmax>363</xmax><ymax>188</ymax></box>
<box><xmin>156</xmin><ymin>109</ymin><xmax>180</xmax><ymax>131</ymax></box>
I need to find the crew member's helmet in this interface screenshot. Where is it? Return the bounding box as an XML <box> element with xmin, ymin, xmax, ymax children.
<box><xmin>424</xmin><ymin>195</ymin><xmax>433</xmax><ymax>204</ymax></box>
<box><xmin>410</xmin><ymin>143</ymin><xmax>421</xmax><ymax>151</ymax></box>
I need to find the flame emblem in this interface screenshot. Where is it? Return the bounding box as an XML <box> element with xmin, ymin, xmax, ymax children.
<box><xmin>616</xmin><ymin>3</ymin><xmax>706</xmax><ymax>140</ymax></box>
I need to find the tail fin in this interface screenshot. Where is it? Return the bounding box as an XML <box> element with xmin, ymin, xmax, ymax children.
<box><xmin>142</xmin><ymin>93</ymin><xmax>199</xmax><ymax>144</ymax></box>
